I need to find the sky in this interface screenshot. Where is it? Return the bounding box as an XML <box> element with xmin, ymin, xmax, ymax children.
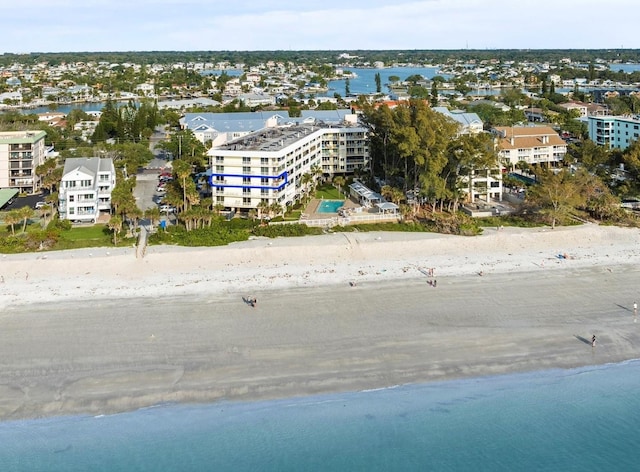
<box><xmin>3</xmin><ymin>0</ymin><xmax>639</xmax><ymax>54</ymax></box>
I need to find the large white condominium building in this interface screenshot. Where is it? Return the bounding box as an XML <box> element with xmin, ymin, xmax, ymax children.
<box><xmin>207</xmin><ymin>123</ymin><xmax>369</xmax><ymax>211</ymax></box>
<box><xmin>0</xmin><ymin>130</ymin><xmax>48</xmax><ymax>194</ymax></box>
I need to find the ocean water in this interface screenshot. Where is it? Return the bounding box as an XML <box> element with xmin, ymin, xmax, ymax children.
<box><xmin>1</xmin><ymin>361</ymin><xmax>640</xmax><ymax>472</ymax></box>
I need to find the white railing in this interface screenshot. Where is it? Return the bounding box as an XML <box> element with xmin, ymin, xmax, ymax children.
<box><xmin>271</xmin><ymin>213</ymin><xmax>400</xmax><ymax>228</ymax></box>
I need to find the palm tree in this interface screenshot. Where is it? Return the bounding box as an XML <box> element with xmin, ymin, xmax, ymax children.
<box><xmin>301</xmin><ymin>172</ymin><xmax>313</xmax><ymax>196</ymax></box>
<box><xmin>391</xmin><ymin>188</ymin><xmax>405</xmax><ymax>205</ymax></box>
<box><xmin>172</xmin><ymin>159</ymin><xmax>192</xmax><ymax>211</ymax></box>
<box><xmin>311</xmin><ymin>165</ymin><xmax>323</xmax><ymax>192</ymax></box>
<box><xmin>269</xmin><ymin>202</ymin><xmax>282</xmax><ymax>219</ymax></box>
<box><xmin>257</xmin><ymin>200</ymin><xmax>270</xmax><ymax>221</ymax></box>
<box><xmin>380</xmin><ymin>185</ymin><xmax>394</xmax><ymax>201</ymax></box>
<box><xmin>18</xmin><ymin>206</ymin><xmax>35</xmax><ymax>233</ymax></box>
<box><xmin>333</xmin><ymin>175</ymin><xmax>346</xmax><ymax>196</ymax></box>
<box><xmin>4</xmin><ymin>209</ymin><xmax>21</xmax><ymax>236</ymax></box>
<box><xmin>107</xmin><ymin>215</ymin><xmax>123</xmax><ymax>245</ymax></box>
<box><xmin>38</xmin><ymin>204</ymin><xmax>53</xmax><ymax>228</ymax></box>
<box><xmin>144</xmin><ymin>207</ymin><xmax>161</xmax><ymax>228</ymax></box>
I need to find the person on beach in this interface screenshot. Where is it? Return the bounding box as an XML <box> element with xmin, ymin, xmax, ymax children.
<box><xmin>634</xmin><ymin>302</ymin><xmax>637</xmax><ymax>317</ymax></box>
<box><xmin>592</xmin><ymin>335</ymin><xmax>596</xmax><ymax>347</ymax></box>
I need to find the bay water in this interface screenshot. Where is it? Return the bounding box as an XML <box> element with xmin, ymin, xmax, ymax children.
<box><xmin>1</xmin><ymin>360</ymin><xmax>639</xmax><ymax>471</ymax></box>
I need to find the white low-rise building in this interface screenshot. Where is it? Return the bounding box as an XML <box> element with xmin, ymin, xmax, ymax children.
<box><xmin>59</xmin><ymin>157</ymin><xmax>116</xmax><ymax>223</ymax></box>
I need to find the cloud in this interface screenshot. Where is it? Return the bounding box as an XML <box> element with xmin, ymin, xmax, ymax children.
<box><xmin>2</xmin><ymin>0</ymin><xmax>639</xmax><ymax>52</ymax></box>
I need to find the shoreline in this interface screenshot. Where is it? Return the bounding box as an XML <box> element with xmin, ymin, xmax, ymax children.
<box><xmin>1</xmin><ymin>224</ymin><xmax>640</xmax><ymax>420</ymax></box>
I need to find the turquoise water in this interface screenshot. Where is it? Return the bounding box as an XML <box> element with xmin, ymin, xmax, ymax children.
<box><xmin>317</xmin><ymin>199</ymin><xmax>344</xmax><ymax>213</ymax></box>
<box><xmin>1</xmin><ymin>360</ymin><xmax>640</xmax><ymax>471</ymax></box>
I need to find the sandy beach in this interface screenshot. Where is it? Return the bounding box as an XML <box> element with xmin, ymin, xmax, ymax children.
<box><xmin>1</xmin><ymin>224</ymin><xmax>640</xmax><ymax>420</ymax></box>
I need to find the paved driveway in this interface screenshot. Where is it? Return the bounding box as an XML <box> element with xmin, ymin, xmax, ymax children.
<box><xmin>134</xmin><ymin>170</ymin><xmax>161</xmax><ymax>211</ymax></box>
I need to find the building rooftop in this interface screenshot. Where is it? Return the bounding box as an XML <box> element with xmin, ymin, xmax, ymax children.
<box><xmin>214</xmin><ymin>124</ymin><xmax>321</xmax><ymax>153</ymax></box>
<box><xmin>0</xmin><ymin>130</ymin><xmax>46</xmax><ymax>143</ymax></box>
<box><xmin>62</xmin><ymin>157</ymin><xmax>114</xmax><ymax>177</ymax></box>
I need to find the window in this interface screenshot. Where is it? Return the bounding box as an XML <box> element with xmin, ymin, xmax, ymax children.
<box><xmin>69</xmin><ymin>195</ymin><xmax>75</xmax><ymax>202</ymax></box>
<box><xmin>261</xmin><ymin>167</ymin><xmax>268</xmax><ymax>174</ymax></box>
<box><xmin>243</xmin><ymin>177</ymin><xmax>251</xmax><ymax>184</ymax></box>
<box><xmin>242</xmin><ymin>166</ymin><xmax>251</xmax><ymax>174</ymax></box>
<box><xmin>243</xmin><ymin>197</ymin><xmax>251</xmax><ymax>205</ymax></box>
<box><xmin>243</xmin><ymin>157</ymin><xmax>251</xmax><ymax>164</ymax></box>
<box><xmin>260</xmin><ymin>157</ymin><xmax>269</xmax><ymax>164</ymax></box>
<box><xmin>216</xmin><ymin>165</ymin><xmax>224</xmax><ymax>172</ymax></box>
<box><xmin>243</xmin><ymin>188</ymin><xmax>251</xmax><ymax>195</ymax></box>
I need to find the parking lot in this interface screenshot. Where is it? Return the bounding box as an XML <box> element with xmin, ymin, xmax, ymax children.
<box><xmin>2</xmin><ymin>193</ymin><xmax>47</xmax><ymax>211</ymax></box>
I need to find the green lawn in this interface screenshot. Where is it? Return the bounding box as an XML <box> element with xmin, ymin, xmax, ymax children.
<box><xmin>54</xmin><ymin>224</ymin><xmax>135</xmax><ymax>250</ymax></box>
<box><xmin>315</xmin><ymin>184</ymin><xmax>344</xmax><ymax>200</ymax></box>
<box><xmin>61</xmin><ymin>224</ymin><xmax>110</xmax><ymax>241</ymax></box>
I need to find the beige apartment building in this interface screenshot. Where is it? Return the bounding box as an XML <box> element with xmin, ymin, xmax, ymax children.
<box><xmin>0</xmin><ymin>130</ymin><xmax>48</xmax><ymax>194</ymax></box>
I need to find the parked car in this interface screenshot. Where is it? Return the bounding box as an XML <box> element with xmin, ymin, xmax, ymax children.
<box><xmin>156</xmin><ymin>185</ymin><xmax>166</xmax><ymax>193</ymax></box>
<box><xmin>159</xmin><ymin>204</ymin><xmax>176</xmax><ymax>213</ymax></box>
<box><xmin>34</xmin><ymin>201</ymin><xmax>47</xmax><ymax>209</ymax></box>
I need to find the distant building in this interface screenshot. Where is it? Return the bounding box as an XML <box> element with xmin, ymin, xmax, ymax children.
<box><xmin>493</xmin><ymin>126</ymin><xmax>566</xmax><ymax>168</ymax></box>
<box><xmin>181</xmin><ymin>111</ymin><xmax>288</xmax><ymax>146</ymax></box>
<box><xmin>59</xmin><ymin>157</ymin><xmax>116</xmax><ymax>223</ymax></box>
<box><xmin>588</xmin><ymin>115</ymin><xmax>640</xmax><ymax>150</ymax></box>
<box><xmin>433</xmin><ymin>107</ymin><xmax>484</xmax><ymax>134</ymax></box>
<box><xmin>557</xmin><ymin>101</ymin><xmax>588</xmax><ymax>118</ymax></box>
<box><xmin>0</xmin><ymin>130</ymin><xmax>48</xmax><ymax>194</ymax></box>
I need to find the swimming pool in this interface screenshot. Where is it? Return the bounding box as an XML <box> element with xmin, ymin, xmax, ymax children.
<box><xmin>317</xmin><ymin>200</ymin><xmax>344</xmax><ymax>213</ymax></box>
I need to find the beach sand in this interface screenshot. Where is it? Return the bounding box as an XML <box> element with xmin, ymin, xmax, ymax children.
<box><xmin>0</xmin><ymin>224</ymin><xmax>639</xmax><ymax>420</ymax></box>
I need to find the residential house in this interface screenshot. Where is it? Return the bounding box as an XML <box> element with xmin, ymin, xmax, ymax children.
<box><xmin>0</xmin><ymin>130</ymin><xmax>48</xmax><ymax>193</ymax></box>
<box><xmin>433</xmin><ymin>107</ymin><xmax>484</xmax><ymax>134</ymax></box>
<box><xmin>58</xmin><ymin>157</ymin><xmax>116</xmax><ymax>223</ymax></box>
<box><xmin>433</xmin><ymin>107</ymin><xmax>502</xmax><ymax>203</ymax></box>
<box><xmin>493</xmin><ymin>126</ymin><xmax>566</xmax><ymax>169</ymax></box>
<box><xmin>238</xmin><ymin>92</ymin><xmax>276</xmax><ymax>107</ymax></box>
<box><xmin>557</xmin><ymin>101</ymin><xmax>588</xmax><ymax>118</ymax></box>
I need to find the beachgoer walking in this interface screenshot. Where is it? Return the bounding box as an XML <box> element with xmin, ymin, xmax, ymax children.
<box><xmin>592</xmin><ymin>335</ymin><xmax>596</xmax><ymax>347</ymax></box>
<box><xmin>433</xmin><ymin>279</ymin><xmax>437</xmax><ymax>288</ymax></box>
<box><xmin>634</xmin><ymin>302</ymin><xmax>637</xmax><ymax>317</ymax></box>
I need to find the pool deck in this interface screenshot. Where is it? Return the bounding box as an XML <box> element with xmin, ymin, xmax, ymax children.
<box><xmin>303</xmin><ymin>197</ymin><xmax>360</xmax><ymax>220</ymax></box>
